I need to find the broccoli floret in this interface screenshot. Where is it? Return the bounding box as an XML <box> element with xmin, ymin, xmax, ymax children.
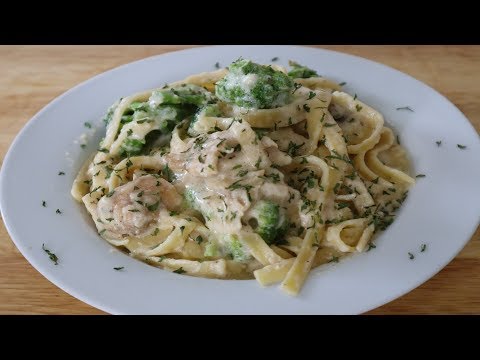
<box><xmin>151</xmin><ymin>104</ymin><xmax>195</xmax><ymax>132</ymax></box>
<box><xmin>119</xmin><ymin>103</ymin><xmax>195</xmax><ymax>157</ymax></box>
<box><xmin>121</xmin><ymin>114</ymin><xmax>133</xmax><ymax>124</ymax></box>
<box><xmin>120</xmin><ymin>138</ymin><xmax>145</xmax><ymax>156</ymax></box>
<box><xmin>248</xmin><ymin>200</ymin><xmax>289</xmax><ymax>244</ymax></box>
<box><xmin>287</xmin><ymin>60</ymin><xmax>318</xmax><ymax>79</ymax></box>
<box><xmin>129</xmin><ymin>101</ymin><xmax>148</xmax><ymax>111</ymax></box>
<box><xmin>215</xmin><ymin>59</ymin><xmax>294</xmax><ymax>109</ymax></box>
<box><xmin>149</xmin><ymin>84</ymin><xmax>216</xmax><ymax>108</ymax></box>
<box><xmin>117</xmin><ymin>102</ymin><xmax>148</xmax><ymax>130</ymax></box>
<box><xmin>188</xmin><ymin>104</ymin><xmax>222</xmax><ymax>136</ymax></box>
<box><xmin>184</xmin><ymin>188</ymin><xmax>200</xmax><ymax>211</ymax></box>
<box><xmin>107</xmin><ymin>85</ymin><xmax>209</xmax><ymax>157</ymax></box>
<box><xmin>224</xmin><ymin>234</ymin><xmax>251</xmax><ymax>263</ymax></box>
<box><xmin>104</xmin><ymin>99</ymin><xmax>145</xmax><ymax>127</ymax></box>
<box><xmin>184</xmin><ymin>188</ymin><xmax>214</xmax><ymax>221</ymax></box>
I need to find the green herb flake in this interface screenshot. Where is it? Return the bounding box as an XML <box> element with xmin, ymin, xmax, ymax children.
<box><xmin>415</xmin><ymin>174</ymin><xmax>426</xmax><ymax>178</ymax></box>
<box><xmin>436</xmin><ymin>140</ymin><xmax>442</xmax><ymax>147</ymax></box>
<box><xmin>58</xmin><ymin>171</ymin><xmax>65</xmax><ymax>176</ymax></box>
<box><xmin>367</xmin><ymin>243</ymin><xmax>376</xmax><ymax>252</ymax></box>
<box><xmin>42</xmin><ymin>244</ymin><xmax>59</xmax><ymax>265</ymax></box>
<box><xmin>396</xmin><ymin>106</ymin><xmax>414</xmax><ymax>112</ymax></box>
<box><xmin>408</xmin><ymin>252</ymin><xmax>415</xmax><ymax>260</ymax></box>
<box><xmin>113</xmin><ymin>266</ymin><xmax>124</xmax><ymax>271</ymax></box>
<box><xmin>215</xmin><ymin>62</ymin><xmax>220</xmax><ymax>69</ymax></box>
<box><xmin>271</xmin><ymin>57</ymin><xmax>279</xmax><ymax>62</ymax></box>
<box><xmin>292</xmin><ymin>82</ymin><xmax>302</xmax><ymax>94</ymax></box>
<box><xmin>55</xmin><ymin>209</ymin><xmax>62</xmax><ymax>214</ymax></box>
<box><xmin>339</xmin><ymin>82</ymin><xmax>347</xmax><ymax>86</ymax></box>
<box><xmin>84</xmin><ymin>122</ymin><xmax>92</xmax><ymax>128</ymax></box>
<box><xmin>420</xmin><ymin>244</ymin><xmax>427</xmax><ymax>252</ymax></box>
<box><xmin>195</xmin><ymin>235</ymin><xmax>204</xmax><ymax>244</ymax></box>
<box><xmin>457</xmin><ymin>144</ymin><xmax>467</xmax><ymax>149</ymax></box>
<box><xmin>286</xmin><ymin>142</ymin><xmax>305</xmax><ymax>157</ymax></box>
<box><xmin>355</xmin><ymin>104</ymin><xmax>363</xmax><ymax>112</ymax></box>
<box><xmin>237</xmin><ymin>169</ymin><xmax>248</xmax><ymax>177</ymax></box>
<box><xmin>162</xmin><ymin>164</ymin><xmax>174</xmax><ymax>182</ymax></box>
<box><xmin>173</xmin><ymin>267</ymin><xmax>186</xmax><ymax>274</ymax></box>
<box><xmin>146</xmin><ymin>201</ymin><xmax>160</xmax><ymax>212</ymax></box>
<box><xmin>336</xmin><ymin>202</ymin><xmax>350</xmax><ymax>210</ymax></box>
<box><xmin>42</xmin><ymin>201</ymin><xmax>47</xmax><ymax>207</ymax></box>
<box><xmin>328</xmin><ymin>256</ymin><xmax>340</xmax><ymax>263</ymax></box>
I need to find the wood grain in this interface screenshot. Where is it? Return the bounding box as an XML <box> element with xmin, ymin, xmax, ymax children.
<box><xmin>0</xmin><ymin>45</ymin><xmax>479</xmax><ymax>315</ymax></box>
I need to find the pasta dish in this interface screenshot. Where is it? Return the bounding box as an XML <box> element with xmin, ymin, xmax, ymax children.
<box><xmin>72</xmin><ymin>59</ymin><xmax>415</xmax><ymax>295</ymax></box>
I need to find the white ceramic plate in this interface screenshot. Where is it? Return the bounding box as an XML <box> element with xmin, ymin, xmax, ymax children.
<box><xmin>1</xmin><ymin>46</ymin><xmax>479</xmax><ymax>314</ymax></box>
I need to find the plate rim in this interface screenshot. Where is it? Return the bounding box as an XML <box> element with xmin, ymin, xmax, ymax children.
<box><xmin>1</xmin><ymin>45</ymin><xmax>479</xmax><ymax>314</ymax></box>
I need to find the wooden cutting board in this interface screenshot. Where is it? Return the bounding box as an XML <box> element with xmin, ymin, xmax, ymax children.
<box><xmin>0</xmin><ymin>45</ymin><xmax>479</xmax><ymax>314</ymax></box>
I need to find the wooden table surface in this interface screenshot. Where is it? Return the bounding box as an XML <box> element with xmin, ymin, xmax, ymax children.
<box><xmin>0</xmin><ymin>45</ymin><xmax>479</xmax><ymax>314</ymax></box>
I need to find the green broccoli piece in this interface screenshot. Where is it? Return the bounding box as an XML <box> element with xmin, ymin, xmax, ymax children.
<box><xmin>129</xmin><ymin>101</ymin><xmax>148</xmax><ymax>111</ymax></box>
<box><xmin>120</xmin><ymin>138</ymin><xmax>145</xmax><ymax>156</ymax></box>
<box><xmin>151</xmin><ymin>104</ymin><xmax>195</xmax><ymax>132</ymax></box>
<box><xmin>116</xmin><ymin>102</ymin><xmax>148</xmax><ymax>130</ymax></box>
<box><xmin>287</xmin><ymin>60</ymin><xmax>318</xmax><ymax>79</ymax></box>
<box><xmin>215</xmin><ymin>59</ymin><xmax>294</xmax><ymax>109</ymax></box>
<box><xmin>183</xmin><ymin>188</ymin><xmax>214</xmax><ymax>221</ymax></box>
<box><xmin>224</xmin><ymin>235</ymin><xmax>251</xmax><ymax>263</ymax></box>
<box><xmin>248</xmin><ymin>200</ymin><xmax>289</xmax><ymax>244</ymax></box>
<box><xmin>150</xmin><ymin>84</ymin><xmax>216</xmax><ymax>108</ymax></box>
<box><xmin>184</xmin><ymin>188</ymin><xmax>200</xmax><ymax>211</ymax></box>
<box><xmin>119</xmin><ymin>103</ymin><xmax>195</xmax><ymax>157</ymax></box>
<box><xmin>104</xmin><ymin>99</ymin><xmax>145</xmax><ymax>127</ymax></box>
<box><xmin>121</xmin><ymin>114</ymin><xmax>133</xmax><ymax>124</ymax></box>
<box><xmin>188</xmin><ymin>104</ymin><xmax>222</xmax><ymax>136</ymax></box>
